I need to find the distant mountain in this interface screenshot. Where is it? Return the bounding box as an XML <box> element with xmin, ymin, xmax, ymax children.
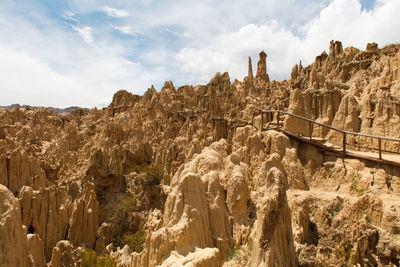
<box><xmin>0</xmin><ymin>104</ymin><xmax>88</xmax><ymax>114</ymax></box>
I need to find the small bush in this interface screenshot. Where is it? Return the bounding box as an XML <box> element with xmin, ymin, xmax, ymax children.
<box><xmin>81</xmin><ymin>250</ymin><xmax>96</xmax><ymax>267</ymax></box>
<box><xmin>98</xmin><ymin>196</ymin><xmax>136</xmax><ymax>225</ymax></box>
<box><xmin>225</xmin><ymin>247</ymin><xmax>237</xmax><ymax>261</ymax></box>
<box><xmin>142</xmin><ymin>164</ymin><xmax>164</xmax><ymax>186</ymax></box>
<box><xmin>98</xmin><ymin>194</ymin><xmax>146</xmax><ymax>252</ymax></box>
<box><xmin>351</xmin><ymin>173</ymin><xmax>365</xmax><ymax>195</ymax></box>
<box><xmin>224</xmin><ymin>246</ymin><xmax>245</xmax><ymax>263</ymax></box>
<box><xmin>81</xmin><ymin>249</ymin><xmax>115</xmax><ymax>267</ymax></box>
<box><xmin>122</xmin><ymin>228</ymin><xmax>146</xmax><ymax>253</ymax></box>
<box><xmin>129</xmin><ymin>163</ymin><xmax>164</xmax><ymax>186</ymax></box>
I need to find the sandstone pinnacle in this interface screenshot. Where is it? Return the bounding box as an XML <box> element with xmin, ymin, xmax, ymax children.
<box><xmin>248</xmin><ymin>56</ymin><xmax>254</xmax><ymax>79</ymax></box>
<box><xmin>256</xmin><ymin>51</ymin><xmax>270</xmax><ymax>82</ymax></box>
<box><xmin>1</xmin><ymin>40</ymin><xmax>400</xmax><ymax>266</ymax></box>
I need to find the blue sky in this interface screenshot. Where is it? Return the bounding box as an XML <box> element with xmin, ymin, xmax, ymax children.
<box><xmin>0</xmin><ymin>0</ymin><xmax>398</xmax><ymax>107</ymax></box>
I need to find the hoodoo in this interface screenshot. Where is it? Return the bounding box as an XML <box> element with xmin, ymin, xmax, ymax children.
<box><xmin>256</xmin><ymin>51</ymin><xmax>270</xmax><ymax>82</ymax></box>
<box><xmin>248</xmin><ymin>56</ymin><xmax>254</xmax><ymax>79</ymax></box>
<box><xmin>1</xmin><ymin>41</ymin><xmax>400</xmax><ymax>266</ymax></box>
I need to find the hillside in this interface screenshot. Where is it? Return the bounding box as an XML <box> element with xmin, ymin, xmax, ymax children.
<box><xmin>1</xmin><ymin>40</ymin><xmax>400</xmax><ymax>266</ymax></box>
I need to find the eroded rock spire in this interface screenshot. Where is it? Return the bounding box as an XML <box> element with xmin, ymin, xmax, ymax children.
<box><xmin>248</xmin><ymin>56</ymin><xmax>253</xmax><ymax>79</ymax></box>
<box><xmin>256</xmin><ymin>51</ymin><xmax>270</xmax><ymax>82</ymax></box>
<box><xmin>329</xmin><ymin>40</ymin><xmax>343</xmax><ymax>58</ymax></box>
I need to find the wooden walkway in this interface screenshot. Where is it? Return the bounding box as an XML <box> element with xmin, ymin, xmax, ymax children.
<box><xmin>261</xmin><ymin>110</ymin><xmax>400</xmax><ymax>167</ymax></box>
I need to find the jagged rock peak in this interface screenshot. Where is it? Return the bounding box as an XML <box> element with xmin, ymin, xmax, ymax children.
<box><xmin>110</xmin><ymin>90</ymin><xmax>139</xmax><ymax>108</ymax></box>
<box><xmin>291</xmin><ymin>64</ymin><xmax>299</xmax><ymax>81</ymax></box>
<box><xmin>248</xmin><ymin>56</ymin><xmax>254</xmax><ymax>79</ymax></box>
<box><xmin>143</xmin><ymin>85</ymin><xmax>157</xmax><ymax>100</ymax></box>
<box><xmin>256</xmin><ymin>51</ymin><xmax>270</xmax><ymax>82</ymax></box>
<box><xmin>3</xmin><ymin>39</ymin><xmax>400</xmax><ymax>267</ymax></box>
<box><xmin>366</xmin><ymin>42</ymin><xmax>379</xmax><ymax>52</ymax></box>
<box><xmin>329</xmin><ymin>40</ymin><xmax>343</xmax><ymax>58</ymax></box>
<box><xmin>209</xmin><ymin>72</ymin><xmax>231</xmax><ymax>86</ymax></box>
<box><xmin>161</xmin><ymin>81</ymin><xmax>176</xmax><ymax>93</ymax></box>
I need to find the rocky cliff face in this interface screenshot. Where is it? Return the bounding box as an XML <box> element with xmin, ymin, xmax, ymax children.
<box><xmin>1</xmin><ymin>41</ymin><xmax>400</xmax><ymax>266</ymax></box>
<box><xmin>286</xmin><ymin>41</ymin><xmax>400</xmax><ymax>152</ymax></box>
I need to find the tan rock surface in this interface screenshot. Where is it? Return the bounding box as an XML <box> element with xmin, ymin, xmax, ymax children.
<box><xmin>27</xmin><ymin>233</ymin><xmax>46</xmax><ymax>267</ymax></box>
<box><xmin>159</xmin><ymin>248</ymin><xmax>221</xmax><ymax>267</ymax></box>
<box><xmin>248</xmin><ymin>168</ymin><xmax>296</xmax><ymax>267</ymax></box>
<box><xmin>0</xmin><ymin>184</ymin><xmax>30</xmax><ymax>267</ymax></box>
<box><xmin>47</xmin><ymin>240</ymin><xmax>81</xmax><ymax>267</ymax></box>
<box><xmin>19</xmin><ymin>185</ymin><xmax>71</xmax><ymax>260</ymax></box>
<box><xmin>1</xmin><ymin>41</ymin><xmax>400</xmax><ymax>266</ymax></box>
<box><xmin>67</xmin><ymin>182</ymin><xmax>98</xmax><ymax>249</ymax></box>
<box><xmin>256</xmin><ymin>51</ymin><xmax>270</xmax><ymax>83</ymax></box>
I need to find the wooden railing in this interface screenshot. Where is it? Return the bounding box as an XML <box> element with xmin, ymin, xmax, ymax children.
<box><xmin>261</xmin><ymin>110</ymin><xmax>400</xmax><ymax>160</ymax></box>
<box><xmin>265</xmin><ymin>98</ymin><xmax>289</xmax><ymax>110</ymax></box>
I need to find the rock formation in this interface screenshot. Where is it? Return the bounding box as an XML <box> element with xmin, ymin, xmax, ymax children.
<box><xmin>1</xmin><ymin>40</ymin><xmax>400</xmax><ymax>266</ymax></box>
<box><xmin>0</xmin><ymin>185</ymin><xmax>31</xmax><ymax>267</ymax></box>
<box><xmin>248</xmin><ymin>56</ymin><xmax>253</xmax><ymax>79</ymax></box>
<box><xmin>256</xmin><ymin>51</ymin><xmax>270</xmax><ymax>82</ymax></box>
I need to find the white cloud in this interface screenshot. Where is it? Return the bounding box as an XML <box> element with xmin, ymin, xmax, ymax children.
<box><xmin>102</xmin><ymin>6</ymin><xmax>129</xmax><ymax>18</ymax></box>
<box><xmin>0</xmin><ymin>46</ymin><xmax>92</xmax><ymax>108</ymax></box>
<box><xmin>177</xmin><ymin>0</ymin><xmax>400</xmax><ymax>82</ymax></box>
<box><xmin>114</xmin><ymin>26</ymin><xmax>135</xmax><ymax>35</ymax></box>
<box><xmin>0</xmin><ymin>5</ymin><xmax>167</xmax><ymax>108</ymax></box>
<box><xmin>69</xmin><ymin>0</ymin><xmax>330</xmax><ymax>47</ymax></box>
<box><xmin>1</xmin><ymin>0</ymin><xmax>399</xmax><ymax>108</ymax></box>
<box><xmin>0</xmin><ymin>38</ymin><xmax>165</xmax><ymax>107</ymax></box>
<box><xmin>177</xmin><ymin>22</ymin><xmax>300</xmax><ymax>82</ymax></box>
<box><xmin>62</xmin><ymin>10</ymin><xmax>76</xmax><ymax>21</ymax></box>
<box><xmin>304</xmin><ymin>0</ymin><xmax>400</xmax><ymax>48</ymax></box>
<box><xmin>72</xmin><ymin>26</ymin><xmax>94</xmax><ymax>44</ymax></box>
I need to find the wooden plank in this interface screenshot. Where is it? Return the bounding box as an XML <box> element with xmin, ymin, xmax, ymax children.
<box><xmin>276</xmin><ymin>112</ymin><xmax>280</xmax><ymax>130</ymax></box>
<box><xmin>261</xmin><ymin>112</ymin><xmax>264</xmax><ymax>131</ymax></box>
<box><xmin>261</xmin><ymin>110</ymin><xmax>400</xmax><ymax>167</ymax></box>
<box><xmin>262</xmin><ymin>110</ymin><xmax>400</xmax><ymax>142</ymax></box>
<box><xmin>279</xmin><ymin>129</ymin><xmax>400</xmax><ymax>167</ymax></box>
<box><xmin>343</xmin><ymin>132</ymin><xmax>346</xmax><ymax>153</ymax></box>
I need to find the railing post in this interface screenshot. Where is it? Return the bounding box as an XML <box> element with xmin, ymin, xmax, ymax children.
<box><xmin>261</xmin><ymin>112</ymin><xmax>264</xmax><ymax>131</ymax></box>
<box><xmin>378</xmin><ymin>138</ymin><xmax>382</xmax><ymax>160</ymax></box>
<box><xmin>308</xmin><ymin>121</ymin><xmax>312</xmax><ymax>141</ymax></box>
<box><xmin>276</xmin><ymin>111</ymin><xmax>280</xmax><ymax>130</ymax></box>
<box><xmin>343</xmin><ymin>132</ymin><xmax>346</xmax><ymax>153</ymax></box>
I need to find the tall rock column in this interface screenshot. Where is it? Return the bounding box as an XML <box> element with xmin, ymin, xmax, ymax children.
<box><xmin>256</xmin><ymin>51</ymin><xmax>270</xmax><ymax>82</ymax></box>
<box><xmin>67</xmin><ymin>182</ymin><xmax>98</xmax><ymax>249</ymax></box>
<box><xmin>0</xmin><ymin>185</ymin><xmax>30</xmax><ymax>267</ymax></box>
<box><xmin>248</xmin><ymin>56</ymin><xmax>254</xmax><ymax>79</ymax></box>
<box><xmin>329</xmin><ymin>40</ymin><xmax>343</xmax><ymax>58</ymax></box>
<box><xmin>249</xmin><ymin>168</ymin><xmax>296</xmax><ymax>267</ymax></box>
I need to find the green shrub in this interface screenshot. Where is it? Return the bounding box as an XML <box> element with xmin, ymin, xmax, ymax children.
<box><xmin>225</xmin><ymin>247</ymin><xmax>237</xmax><ymax>261</ymax></box>
<box><xmin>98</xmin><ymin>196</ymin><xmax>136</xmax><ymax>225</ymax></box>
<box><xmin>351</xmin><ymin>173</ymin><xmax>365</xmax><ymax>195</ymax></box>
<box><xmin>81</xmin><ymin>249</ymin><xmax>115</xmax><ymax>267</ymax></box>
<box><xmin>142</xmin><ymin>164</ymin><xmax>164</xmax><ymax>186</ymax></box>
<box><xmin>128</xmin><ymin>163</ymin><xmax>164</xmax><ymax>186</ymax></box>
<box><xmin>81</xmin><ymin>249</ymin><xmax>96</xmax><ymax>267</ymax></box>
<box><xmin>224</xmin><ymin>245</ymin><xmax>245</xmax><ymax>263</ymax></box>
<box><xmin>122</xmin><ymin>228</ymin><xmax>146</xmax><ymax>253</ymax></box>
<box><xmin>98</xmin><ymin>194</ymin><xmax>146</xmax><ymax>252</ymax></box>
<box><xmin>96</xmin><ymin>257</ymin><xmax>116</xmax><ymax>267</ymax></box>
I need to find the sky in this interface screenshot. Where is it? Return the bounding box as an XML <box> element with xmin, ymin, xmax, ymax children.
<box><xmin>0</xmin><ymin>0</ymin><xmax>399</xmax><ymax>108</ymax></box>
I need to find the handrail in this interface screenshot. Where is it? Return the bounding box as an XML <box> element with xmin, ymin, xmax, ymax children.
<box><xmin>261</xmin><ymin>109</ymin><xmax>400</xmax><ymax>160</ymax></box>
<box><xmin>264</xmin><ymin>98</ymin><xmax>289</xmax><ymax>110</ymax></box>
<box><xmin>263</xmin><ymin>110</ymin><xmax>342</xmax><ymax>132</ymax></box>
